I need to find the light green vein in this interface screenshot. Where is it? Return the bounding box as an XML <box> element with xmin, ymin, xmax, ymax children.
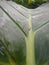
<box><xmin>34</xmin><ymin>21</ymin><xmax>49</xmax><ymax>33</ymax></box>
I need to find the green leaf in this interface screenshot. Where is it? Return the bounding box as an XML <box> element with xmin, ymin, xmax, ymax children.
<box><xmin>0</xmin><ymin>1</ymin><xmax>49</xmax><ymax>65</ymax></box>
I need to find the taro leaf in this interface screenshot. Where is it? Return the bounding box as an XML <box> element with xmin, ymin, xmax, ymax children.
<box><xmin>0</xmin><ymin>1</ymin><xmax>49</xmax><ymax>65</ymax></box>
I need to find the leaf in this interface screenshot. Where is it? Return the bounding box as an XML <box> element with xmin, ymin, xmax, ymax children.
<box><xmin>0</xmin><ymin>1</ymin><xmax>49</xmax><ymax>65</ymax></box>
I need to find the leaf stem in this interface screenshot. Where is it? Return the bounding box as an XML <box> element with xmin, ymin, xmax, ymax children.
<box><xmin>25</xmin><ymin>10</ymin><xmax>36</xmax><ymax>65</ymax></box>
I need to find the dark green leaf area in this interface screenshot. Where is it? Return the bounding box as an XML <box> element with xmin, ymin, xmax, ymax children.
<box><xmin>35</xmin><ymin>23</ymin><xmax>49</xmax><ymax>64</ymax></box>
<box><xmin>0</xmin><ymin>37</ymin><xmax>26</xmax><ymax>65</ymax></box>
<box><xmin>0</xmin><ymin>46</ymin><xmax>9</xmax><ymax>63</ymax></box>
<box><xmin>13</xmin><ymin>44</ymin><xmax>26</xmax><ymax>65</ymax></box>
